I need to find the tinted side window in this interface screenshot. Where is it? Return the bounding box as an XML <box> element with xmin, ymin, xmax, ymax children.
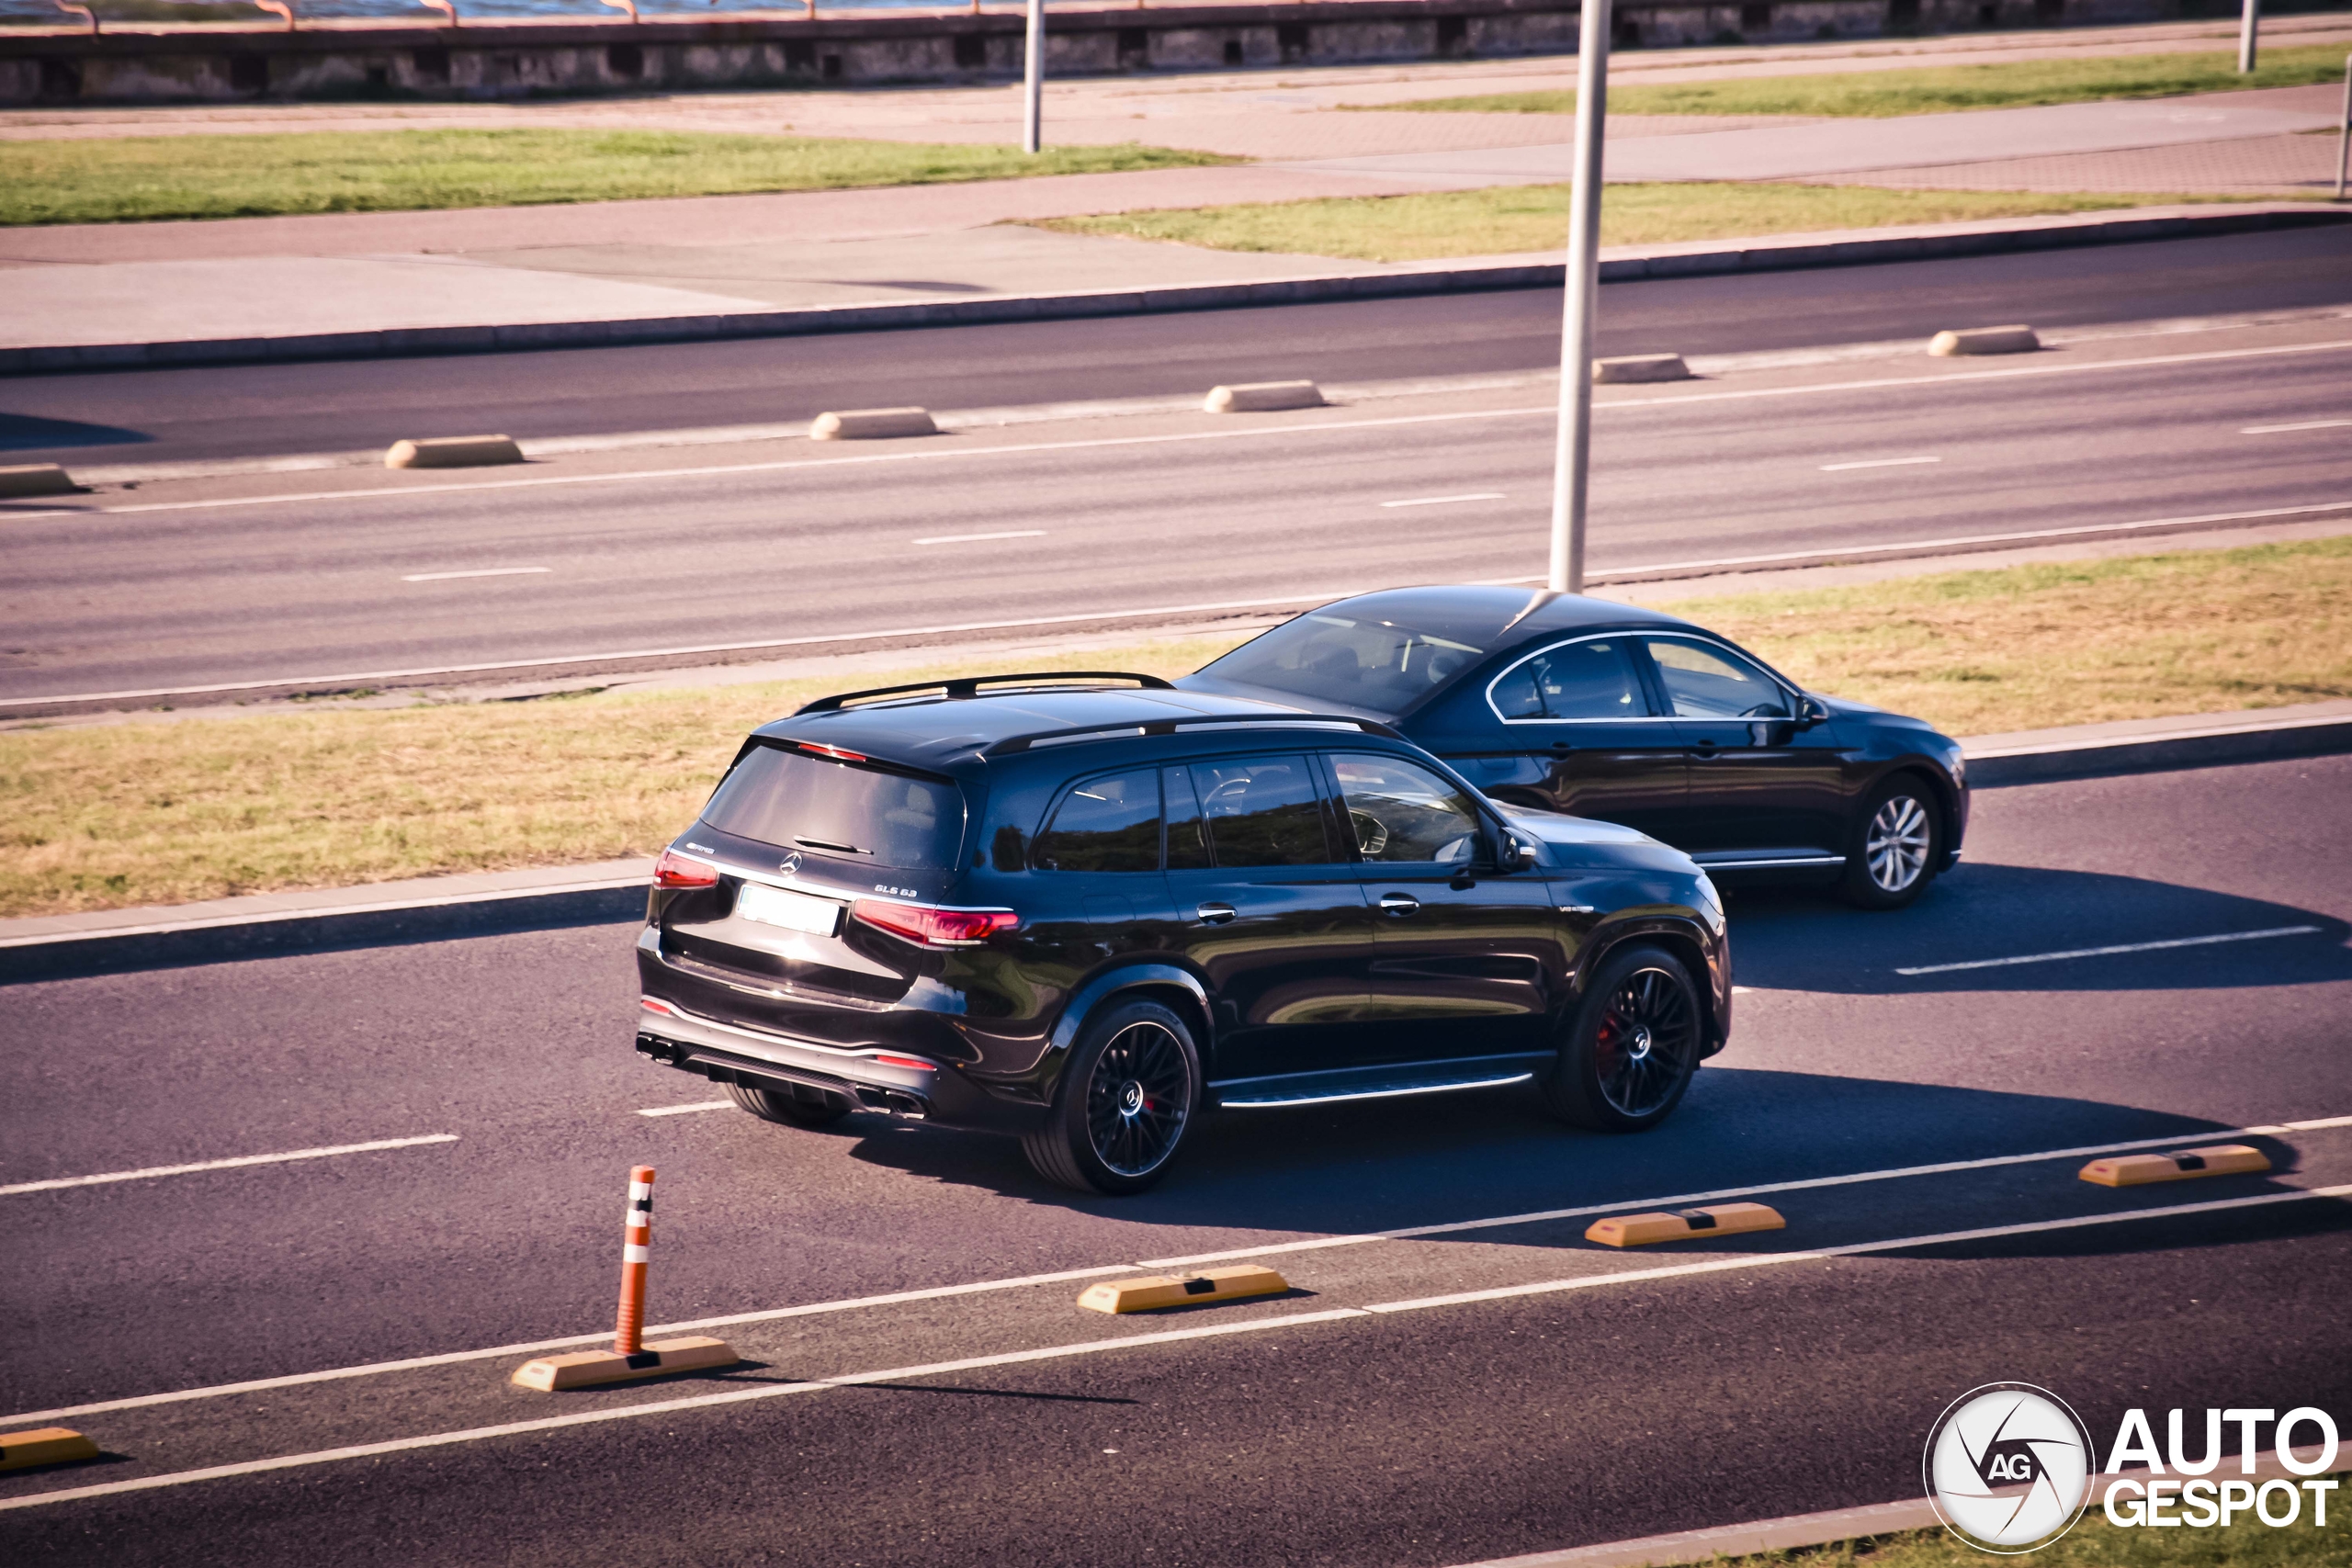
<box><xmin>1645</xmin><ymin>637</ymin><xmax>1792</xmax><ymax>720</ymax></box>
<box><xmin>1189</xmin><ymin>755</ymin><xmax>1333</xmax><ymax>867</ymax></box>
<box><xmin>1164</xmin><ymin>765</ymin><xmax>1210</xmax><ymax>871</ymax></box>
<box><xmin>1034</xmin><ymin>769</ymin><xmax>1162</xmax><ymax>873</ymax></box>
<box><xmin>1490</xmin><ymin>638</ymin><xmax>1647</xmax><ymax>720</ymax></box>
<box><xmin>1329</xmin><ymin>752</ymin><xmax>1482</xmax><ymax>863</ymax></box>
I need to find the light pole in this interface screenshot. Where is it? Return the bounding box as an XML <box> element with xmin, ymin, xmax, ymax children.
<box><xmin>2238</xmin><ymin>0</ymin><xmax>2259</xmax><ymax>73</ymax></box>
<box><xmin>1546</xmin><ymin>0</ymin><xmax>1612</xmax><ymax>594</ymax></box>
<box><xmin>1023</xmin><ymin>0</ymin><xmax>1045</xmax><ymax>153</ymax></box>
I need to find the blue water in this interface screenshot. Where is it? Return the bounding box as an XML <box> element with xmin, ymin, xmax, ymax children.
<box><xmin>2</xmin><ymin>0</ymin><xmax>954</xmax><ymax>21</ymax></box>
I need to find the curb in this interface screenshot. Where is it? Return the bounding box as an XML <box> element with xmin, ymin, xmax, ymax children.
<box><xmin>3</xmin><ymin>705</ymin><xmax>2345</xmax><ymax>986</ymax></box>
<box><xmin>1962</xmin><ymin>705</ymin><xmax>2352</xmax><ymax>787</ymax></box>
<box><xmin>4</xmin><ymin>208</ymin><xmax>2344</xmax><ymax>377</ymax></box>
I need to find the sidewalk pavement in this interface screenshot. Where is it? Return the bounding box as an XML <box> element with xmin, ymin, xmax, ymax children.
<box><xmin>4</xmin><ymin>78</ymin><xmax>2346</xmax><ymax>358</ymax></box>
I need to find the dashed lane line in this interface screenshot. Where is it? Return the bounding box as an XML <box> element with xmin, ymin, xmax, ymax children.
<box><xmin>635</xmin><ymin>1100</ymin><xmax>733</xmax><ymax>1118</ymax></box>
<box><xmin>12</xmin><ymin>1114</ymin><xmax>2347</xmax><ymax>1427</ymax></box>
<box><xmin>6</xmin><ymin>1185</ymin><xmax>2347</xmax><ymax>1515</ymax></box>
<box><xmin>1818</xmin><ymin>456</ymin><xmax>1939</xmax><ymax>472</ymax></box>
<box><xmin>1894</xmin><ymin>925</ymin><xmax>2324</xmax><ymax>976</ymax></box>
<box><xmin>7</xmin><ymin>337</ymin><xmax>2346</xmax><ymax>533</ymax></box>
<box><xmin>0</xmin><ymin>1134</ymin><xmax>458</xmax><ymax>1198</ymax></box>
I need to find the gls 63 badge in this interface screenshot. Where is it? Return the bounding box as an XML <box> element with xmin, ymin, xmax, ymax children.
<box><xmin>1924</xmin><ymin>1383</ymin><xmax>2097</xmax><ymax>1553</ymax></box>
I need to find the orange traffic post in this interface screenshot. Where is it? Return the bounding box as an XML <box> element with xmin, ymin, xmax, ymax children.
<box><xmin>512</xmin><ymin>1166</ymin><xmax>740</xmax><ymax>1392</ymax></box>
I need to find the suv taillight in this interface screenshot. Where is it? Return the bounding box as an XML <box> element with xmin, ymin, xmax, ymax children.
<box><xmin>654</xmin><ymin>847</ymin><xmax>719</xmax><ymax>889</ymax></box>
<box><xmin>851</xmin><ymin>900</ymin><xmax>1017</xmax><ymax>947</ymax></box>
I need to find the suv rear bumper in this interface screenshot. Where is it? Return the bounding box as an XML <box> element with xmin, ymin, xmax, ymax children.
<box><xmin>632</xmin><ymin>1000</ymin><xmax>1046</xmax><ymax>1135</ymax></box>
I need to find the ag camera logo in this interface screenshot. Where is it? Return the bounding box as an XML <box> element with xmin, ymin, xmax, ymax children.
<box><xmin>1924</xmin><ymin>1383</ymin><xmax>2095</xmax><ymax>1553</ymax></box>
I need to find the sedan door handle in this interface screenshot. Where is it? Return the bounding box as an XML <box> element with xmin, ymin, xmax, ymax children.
<box><xmin>1195</xmin><ymin>902</ymin><xmax>1237</xmax><ymax>925</ymax></box>
<box><xmin>1689</xmin><ymin>739</ymin><xmax>1720</xmax><ymax>758</ymax></box>
<box><xmin>1379</xmin><ymin>893</ymin><xmax>1421</xmax><ymax>915</ymax></box>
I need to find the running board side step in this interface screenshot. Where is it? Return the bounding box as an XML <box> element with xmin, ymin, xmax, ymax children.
<box><xmin>1211</xmin><ymin>1054</ymin><xmax>1549</xmax><ymax>1110</ymax></box>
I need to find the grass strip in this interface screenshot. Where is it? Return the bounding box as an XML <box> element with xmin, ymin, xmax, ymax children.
<box><xmin>5</xmin><ymin>539</ymin><xmax>2346</xmax><ymax>919</ymax></box>
<box><xmin>0</xmin><ymin>129</ymin><xmax>1233</xmax><ymax>226</ymax></box>
<box><xmin>1374</xmin><ymin>41</ymin><xmax>2352</xmax><ymax>117</ymax></box>
<box><xmin>1035</xmin><ymin>182</ymin><xmax>2222</xmax><ymax>263</ymax></box>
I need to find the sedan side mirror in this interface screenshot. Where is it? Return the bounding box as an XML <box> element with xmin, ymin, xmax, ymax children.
<box><xmin>1796</xmin><ymin>696</ymin><xmax>1829</xmax><ymax>731</ymax></box>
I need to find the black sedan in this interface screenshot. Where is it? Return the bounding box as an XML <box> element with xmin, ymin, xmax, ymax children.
<box><xmin>1178</xmin><ymin>586</ymin><xmax>1967</xmax><ymax>909</ymax></box>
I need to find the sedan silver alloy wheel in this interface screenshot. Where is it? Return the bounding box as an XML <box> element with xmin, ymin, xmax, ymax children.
<box><xmin>1865</xmin><ymin>794</ymin><xmax>1932</xmax><ymax>893</ymax></box>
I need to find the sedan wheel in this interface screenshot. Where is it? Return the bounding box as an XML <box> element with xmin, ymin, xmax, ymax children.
<box><xmin>1841</xmin><ymin>777</ymin><xmax>1943</xmax><ymax>909</ymax></box>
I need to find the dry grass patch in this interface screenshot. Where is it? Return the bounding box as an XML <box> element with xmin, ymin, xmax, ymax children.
<box><xmin>4</xmin><ymin>539</ymin><xmax>2346</xmax><ymax>919</ymax></box>
<box><xmin>1660</xmin><ymin>538</ymin><xmax>2352</xmax><ymax>738</ymax></box>
<box><xmin>1034</xmin><ymin>183</ymin><xmax>2222</xmax><ymax>264</ymax></box>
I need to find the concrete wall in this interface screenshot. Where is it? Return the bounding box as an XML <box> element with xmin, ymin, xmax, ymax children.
<box><xmin>0</xmin><ymin>0</ymin><xmax>2286</xmax><ymax>106</ymax></box>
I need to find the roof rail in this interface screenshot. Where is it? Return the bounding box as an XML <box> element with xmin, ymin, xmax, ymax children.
<box><xmin>796</xmin><ymin>671</ymin><xmax>1175</xmax><ymax>716</ymax></box>
<box><xmin>987</xmin><ymin>711</ymin><xmax>1401</xmax><ymax>756</ymax></box>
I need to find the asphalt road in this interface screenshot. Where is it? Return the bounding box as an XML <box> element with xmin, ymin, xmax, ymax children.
<box><xmin>4</xmin><ymin>755</ymin><xmax>2348</xmax><ymax>1564</ymax></box>
<box><xmin>4</xmin><ymin>319</ymin><xmax>2348</xmax><ymax>705</ymax></box>
<box><xmin>3</xmin><ymin>224</ymin><xmax>2349</xmax><ymax>470</ymax></box>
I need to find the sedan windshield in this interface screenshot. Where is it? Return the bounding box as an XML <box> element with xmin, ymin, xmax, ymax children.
<box><xmin>1196</xmin><ymin>612</ymin><xmax>1487</xmax><ymax>716</ymax></box>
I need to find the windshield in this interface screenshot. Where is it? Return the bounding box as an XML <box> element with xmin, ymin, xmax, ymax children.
<box><xmin>1196</xmin><ymin>612</ymin><xmax>1488</xmax><ymax>717</ymax></box>
<box><xmin>702</xmin><ymin>744</ymin><xmax>966</xmax><ymax>871</ymax></box>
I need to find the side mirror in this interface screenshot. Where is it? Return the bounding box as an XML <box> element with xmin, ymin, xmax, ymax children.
<box><xmin>1498</xmin><ymin>830</ymin><xmax>1537</xmax><ymax>872</ymax></box>
<box><xmin>1796</xmin><ymin>696</ymin><xmax>1829</xmax><ymax>731</ymax></box>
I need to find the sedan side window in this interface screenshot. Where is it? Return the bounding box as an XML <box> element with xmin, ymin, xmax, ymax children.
<box><xmin>1644</xmin><ymin>637</ymin><xmax>1792</xmax><ymax>720</ymax></box>
<box><xmin>1188</xmin><ymin>756</ymin><xmax>1334</xmax><ymax>867</ymax></box>
<box><xmin>1034</xmin><ymin>769</ymin><xmax>1162</xmax><ymax>872</ymax></box>
<box><xmin>1329</xmin><ymin>752</ymin><xmax>1482</xmax><ymax>864</ymax></box>
<box><xmin>1489</xmin><ymin>638</ymin><xmax>1648</xmax><ymax>720</ymax></box>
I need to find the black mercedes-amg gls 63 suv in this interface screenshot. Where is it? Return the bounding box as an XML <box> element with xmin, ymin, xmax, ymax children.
<box><xmin>633</xmin><ymin>674</ymin><xmax>1729</xmax><ymax>1194</ymax></box>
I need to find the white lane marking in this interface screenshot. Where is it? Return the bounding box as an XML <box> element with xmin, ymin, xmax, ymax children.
<box><xmin>1895</xmin><ymin>925</ymin><xmax>2324</xmax><ymax>977</ymax></box>
<box><xmin>0</xmin><ymin>1134</ymin><xmax>458</xmax><ymax>1198</ymax></box>
<box><xmin>1819</xmin><ymin>456</ymin><xmax>1939</xmax><ymax>472</ymax></box>
<box><xmin>1363</xmin><ymin>1181</ymin><xmax>2352</xmax><ymax>1314</ymax></box>
<box><xmin>17</xmin><ymin>1111</ymin><xmax>2349</xmax><ymax>1427</ymax></box>
<box><xmin>635</xmin><ymin>1100</ymin><xmax>732</xmax><ymax>1118</ymax></box>
<box><xmin>18</xmin><ymin>488</ymin><xmax>2351</xmax><ymax>714</ymax></box>
<box><xmin>2243</xmin><ymin>419</ymin><xmax>2352</xmax><ymax>434</ymax></box>
<box><xmin>398</xmin><ymin>567</ymin><xmax>551</xmax><ymax>582</ymax></box>
<box><xmin>1379</xmin><ymin>491</ymin><xmax>1505</xmax><ymax>508</ymax></box>
<box><xmin>9</xmin><ymin>1188</ymin><xmax>2346</xmax><ymax>1514</ymax></box>
<box><xmin>911</xmin><ymin>529</ymin><xmax>1046</xmax><ymax>545</ymax></box>
<box><xmin>9</xmin><ymin>336</ymin><xmax>2348</xmax><ymax>532</ymax></box>
<box><xmin>1577</xmin><ymin>497</ymin><xmax>2352</xmax><ymax>584</ymax></box>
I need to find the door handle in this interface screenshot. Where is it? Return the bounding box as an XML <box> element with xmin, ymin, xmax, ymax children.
<box><xmin>1195</xmin><ymin>902</ymin><xmax>1237</xmax><ymax>925</ymax></box>
<box><xmin>1690</xmin><ymin>739</ymin><xmax>1719</xmax><ymax>758</ymax></box>
<box><xmin>1379</xmin><ymin>893</ymin><xmax>1421</xmax><ymax>915</ymax></box>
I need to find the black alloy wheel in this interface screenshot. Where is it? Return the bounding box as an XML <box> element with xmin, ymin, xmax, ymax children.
<box><xmin>727</xmin><ymin>1080</ymin><xmax>855</xmax><ymax>1128</ymax></box>
<box><xmin>1841</xmin><ymin>775</ymin><xmax>1942</xmax><ymax>910</ymax></box>
<box><xmin>1023</xmin><ymin>998</ymin><xmax>1200</xmax><ymax>1195</ymax></box>
<box><xmin>1542</xmin><ymin>942</ymin><xmax>1702</xmax><ymax>1132</ymax></box>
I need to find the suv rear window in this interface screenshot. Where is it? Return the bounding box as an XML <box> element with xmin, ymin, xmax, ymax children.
<box><xmin>703</xmin><ymin>744</ymin><xmax>966</xmax><ymax>871</ymax></box>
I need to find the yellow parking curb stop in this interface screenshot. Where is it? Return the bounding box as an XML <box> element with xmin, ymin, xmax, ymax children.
<box><xmin>0</xmin><ymin>1427</ymin><xmax>101</xmax><ymax>1472</ymax></box>
<box><xmin>384</xmin><ymin>435</ymin><xmax>524</xmax><ymax>469</ymax></box>
<box><xmin>511</xmin><ymin>1336</ymin><xmax>740</xmax><ymax>1392</ymax></box>
<box><xmin>1078</xmin><ymin>1265</ymin><xmax>1289</xmax><ymax>1314</ymax></box>
<box><xmin>1586</xmin><ymin>1202</ymin><xmax>1786</xmax><ymax>1247</ymax></box>
<box><xmin>2079</xmin><ymin>1144</ymin><xmax>2271</xmax><ymax>1187</ymax></box>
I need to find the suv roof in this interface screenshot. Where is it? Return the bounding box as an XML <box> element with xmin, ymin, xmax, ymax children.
<box><xmin>753</xmin><ymin>674</ymin><xmax>1398</xmax><ymax>771</ymax></box>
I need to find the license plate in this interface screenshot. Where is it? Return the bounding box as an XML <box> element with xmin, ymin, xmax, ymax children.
<box><xmin>734</xmin><ymin>882</ymin><xmax>842</xmax><ymax>937</ymax></box>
